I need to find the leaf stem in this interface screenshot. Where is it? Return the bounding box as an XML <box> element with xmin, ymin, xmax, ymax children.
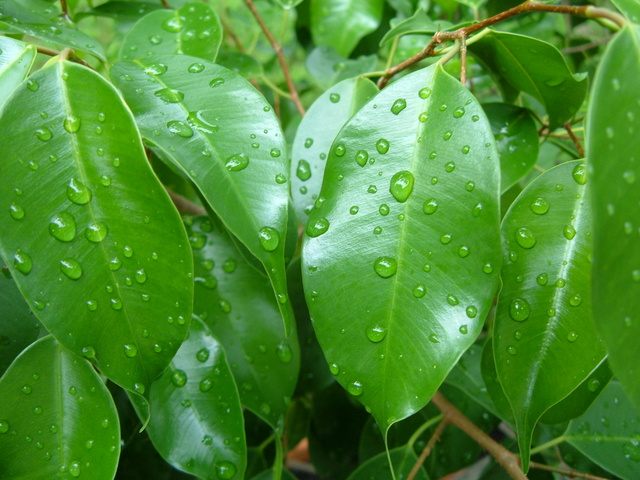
<box><xmin>564</xmin><ymin>121</ymin><xmax>585</xmax><ymax>157</ymax></box>
<box><xmin>460</xmin><ymin>35</ymin><xmax>468</xmax><ymax>85</ymax></box>
<box><xmin>431</xmin><ymin>391</ymin><xmax>528</xmax><ymax>480</ymax></box>
<box><xmin>260</xmin><ymin>75</ymin><xmax>293</xmax><ymax>99</ymax></box>
<box><xmin>244</xmin><ymin>0</ymin><xmax>305</xmax><ymax>116</ymax></box>
<box><xmin>258</xmin><ymin>433</ymin><xmax>275</xmax><ymax>452</ymax></box>
<box><xmin>37</xmin><ymin>46</ymin><xmax>96</xmax><ymax>70</ymax></box>
<box><xmin>385</xmin><ymin>36</ymin><xmax>401</xmax><ymax>71</ymax></box>
<box><xmin>273</xmin><ymin>434</ymin><xmax>284</xmax><ymax>480</ymax></box>
<box><xmin>59</xmin><ymin>0</ymin><xmax>70</xmax><ymax>21</ymax></box>
<box><xmin>529</xmin><ymin>460</ymin><xmax>611</xmax><ymax>480</ymax></box>
<box><xmin>160</xmin><ymin>0</ymin><xmax>170</xmax><ymax>8</ymax></box>
<box><xmin>407</xmin><ymin>414</ymin><xmax>445</xmax><ymax>448</ymax></box>
<box><xmin>406</xmin><ymin>418</ymin><xmax>449</xmax><ymax>480</ymax></box>
<box><xmin>528</xmin><ymin>435</ymin><xmax>565</xmax><ymax>455</ymax></box>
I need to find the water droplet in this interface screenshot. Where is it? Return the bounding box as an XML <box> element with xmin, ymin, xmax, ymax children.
<box><xmin>507</xmin><ymin>345</ymin><xmax>518</xmax><ymax>356</ymax></box>
<box><xmin>63</xmin><ymin>115</ymin><xmax>81</xmax><ymax>134</ymax></box>
<box><xmin>167</xmin><ymin>120</ymin><xmax>193</xmax><ymax>138</ymax></box>
<box><xmin>563</xmin><ymin>224</ymin><xmax>576</xmax><ymax>240</ymax></box>
<box><xmin>154</xmin><ymin>87</ymin><xmax>184</xmax><ymax>104</ymax></box>
<box><xmin>378</xmin><ymin>204</ymin><xmax>389</xmax><ymax>216</ymax></box>
<box><xmin>530</xmin><ymin>197</ymin><xmax>550</xmax><ymax>215</ymax></box>
<box><xmin>465</xmin><ymin>181</ymin><xmax>475</xmax><ymax>192</ymax></box>
<box><xmin>509</xmin><ymin>298</ymin><xmax>530</xmax><ymax>321</ymax></box>
<box><xmin>21</xmin><ymin>384</ymin><xmax>32</xmax><ymax>394</ymax></box>
<box><xmin>446</xmin><ymin>294</ymin><xmax>459</xmax><ymax>306</ymax></box>
<box><xmin>334</xmin><ymin>143</ymin><xmax>346</xmax><ymax>157</ymax></box>
<box><xmin>365</xmin><ymin>325</ymin><xmax>387</xmax><ymax>343</ymax></box>
<box><xmin>413</xmin><ymin>284</ymin><xmax>426</xmax><ymax>298</ymax></box>
<box><xmin>465</xmin><ymin>305</ymin><xmax>477</xmax><ymax>318</ymax></box>
<box><xmin>391</xmin><ymin>98</ymin><xmax>407</xmax><ymax>115</ymax></box>
<box><xmin>306</xmin><ymin>217</ymin><xmax>330</xmax><ymax>237</ymax></box>
<box><xmin>427</xmin><ymin>333</ymin><xmax>439</xmax><ymax>344</ymax></box>
<box><xmin>35</xmin><ymin>127</ymin><xmax>52</xmax><ymax>141</ymax></box>
<box><xmin>329</xmin><ymin>93</ymin><xmax>340</xmax><ymax>103</ymax></box>
<box><xmin>67</xmin><ymin>178</ymin><xmax>92</xmax><ymax>205</ymax></box>
<box><xmin>423</xmin><ymin>198</ymin><xmax>438</xmax><ymax>215</ymax></box>
<box><xmin>458</xmin><ymin>246</ymin><xmax>470</xmax><ymax>258</ymax></box>
<box><xmin>9</xmin><ymin>203</ymin><xmax>25</xmax><ymax>220</ymax></box>
<box><xmin>588</xmin><ymin>378</ymin><xmax>600</xmax><ymax>392</ymax></box>
<box><xmin>418</xmin><ymin>112</ymin><xmax>428</xmax><ymax>122</ymax></box>
<box><xmin>84</xmin><ymin>221</ymin><xmax>108</xmax><ymax>243</ymax></box>
<box><xmin>162</xmin><ymin>16</ymin><xmax>184</xmax><ymax>32</ymax></box>
<box><xmin>123</xmin><ymin>245</ymin><xmax>133</xmax><ymax>258</ymax></box>
<box><xmin>171</xmin><ymin>370</ymin><xmax>187</xmax><ymax>387</ymax></box>
<box><xmin>418</xmin><ymin>87</ymin><xmax>431</xmax><ymax>99</ymax></box>
<box><xmin>86</xmin><ymin>300</ymin><xmax>98</xmax><ymax>311</ymax></box>
<box><xmin>275</xmin><ymin>173</ymin><xmax>286</xmax><ymax>184</ymax></box>
<box><xmin>26</xmin><ymin>79</ymin><xmax>39</xmax><ymax>91</ymax></box>
<box><xmin>443</xmin><ymin>131</ymin><xmax>453</xmax><ymax>141</ymax></box>
<box><xmin>367</xmin><ymin>185</ymin><xmax>377</xmax><ymax>194</ymax></box>
<box><xmin>556</xmin><ymin>278</ymin><xmax>566</xmax><ymax>288</ymax></box>
<box><xmin>0</xmin><ymin>420</ymin><xmax>9</xmax><ymax>433</ymax></box>
<box><xmin>440</xmin><ymin>233</ymin><xmax>452</xmax><ymax>244</ymax></box>
<box><xmin>537</xmin><ymin>273</ymin><xmax>548</xmax><ymax>286</ymax></box>
<box><xmin>567</xmin><ymin>331</ymin><xmax>579</xmax><ymax>342</ymax></box>
<box><xmin>81</xmin><ymin>346</ymin><xmax>96</xmax><ymax>358</ymax></box>
<box><xmin>373</xmin><ymin>256</ymin><xmax>397</xmax><ymax>278</ymax></box>
<box><xmin>258</xmin><ymin>226</ymin><xmax>280</xmax><ymax>251</ymax></box>
<box><xmin>572</xmin><ymin>164</ymin><xmax>587</xmax><ymax>185</ymax></box>
<box><xmin>47</xmin><ymin>212</ymin><xmax>76</xmax><ymax>242</ymax></box>
<box><xmin>60</xmin><ymin>258</ymin><xmax>82</xmax><ymax>280</ymax></box>
<box><xmin>347</xmin><ymin>381</ymin><xmax>363</xmax><ymax>396</ymax></box>
<box><xmin>355</xmin><ymin>150</ymin><xmax>368</xmax><ymax>167</ymax></box>
<box><xmin>277</xmin><ymin>343</ymin><xmax>293</xmax><ymax>363</ymax></box>
<box><xmin>569</xmin><ymin>293</ymin><xmax>582</xmax><ymax>306</ymax></box>
<box><xmin>515</xmin><ymin>227</ymin><xmax>536</xmax><ymax>249</ymax></box>
<box><xmin>215</xmin><ymin>461</ymin><xmax>237</xmax><ymax>479</ymax></box>
<box><xmin>209</xmin><ymin>77</ymin><xmax>225</xmax><ymax>88</ymax></box>
<box><xmin>134</xmin><ymin>269</ymin><xmax>147</xmax><ymax>284</ymax></box>
<box><xmin>389</xmin><ymin>171</ymin><xmax>414</xmax><ymax>203</ymax></box>
<box><xmin>376</xmin><ymin>138</ymin><xmax>390</xmax><ymax>154</ymax></box>
<box><xmin>133</xmin><ymin>383</ymin><xmax>145</xmax><ymax>394</ymax></box>
<box><xmin>123</xmin><ymin>344</ymin><xmax>137</xmax><ymax>358</ymax></box>
<box><xmin>225</xmin><ymin>153</ymin><xmax>249</xmax><ymax>171</ymax></box>
<box><xmin>453</xmin><ymin>107</ymin><xmax>465</xmax><ymax>118</ymax></box>
<box><xmin>69</xmin><ymin>461</ymin><xmax>80</xmax><ymax>477</ymax></box>
<box><xmin>296</xmin><ymin>160</ymin><xmax>311</xmax><ymax>180</ymax></box>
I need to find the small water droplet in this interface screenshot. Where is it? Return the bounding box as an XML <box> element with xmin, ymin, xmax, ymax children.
<box><xmin>133</xmin><ymin>383</ymin><xmax>145</xmax><ymax>394</ymax></box>
<box><xmin>35</xmin><ymin>127</ymin><xmax>52</xmax><ymax>141</ymax></box>
<box><xmin>422</xmin><ymin>198</ymin><xmax>438</xmax><ymax>215</ymax></box>
<box><xmin>465</xmin><ymin>305</ymin><xmax>477</xmax><ymax>318</ymax></box>
<box><xmin>167</xmin><ymin>120</ymin><xmax>194</xmax><ymax>138</ymax></box>
<box><xmin>355</xmin><ymin>150</ymin><xmax>368</xmax><ymax>167</ymax></box>
<box><xmin>440</xmin><ymin>233</ymin><xmax>452</xmax><ymax>244</ymax></box>
<box><xmin>418</xmin><ymin>87</ymin><xmax>431</xmax><ymax>99</ymax></box>
<box><xmin>453</xmin><ymin>107</ymin><xmax>465</xmax><ymax>118</ymax></box>
<box><xmin>378</xmin><ymin>204</ymin><xmax>389</xmax><ymax>216</ymax></box>
<box><xmin>81</xmin><ymin>346</ymin><xmax>96</xmax><ymax>358</ymax></box>
<box><xmin>329</xmin><ymin>93</ymin><xmax>340</xmax><ymax>103</ymax></box>
<box><xmin>60</xmin><ymin>258</ymin><xmax>82</xmax><ymax>280</ymax></box>
<box><xmin>67</xmin><ymin>178</ymin><xmax>92</xmax><ymax>205</ymax></box>
<box><xmin>162</xmin><ymin>16</ymin><xmax>184</xmax><ymax>32</ymax></box>
<box><xmin>276</xmin><ymin>343</ymin><xmax>293</xmax><ymax>363</ymax></box>
<box><xmin>296</xmin><ymin>160</ymin><xmax>311</xmax><ymax>180</ymax></box>
<box><xmin>465</xmin><ymin>181</ymin><xmax>475</xmax><ymax>192</ymax></box>
<box><xmin>154</xmin><ymin>88</ymin><xmax>184</xmax><ymax>104</ymax></box>
<box><xmin>569</xmin><ymin>293</ymin><xmax>582</xmax><ymax>306</ymax></box>
<box><xmin>389</xmin><ymin>170</ymin><xmax>414</xmax><ymax>203</ymax></box>
<box><xmin>507</xmin><ymin>345</ymin><xmax>518</xmax><ymax>356</ymax></box>
<box><xmin>413</xmin><ymin>284</ymin><xmax>426</xmax><ymax>298</ymax></box>
<box><xmin>171</xmin><ymin>370</ymin><xmax>187</xmax><ymax>387</ymax></box>
<box><xmin>530</xmin><ymin>197</ymin><xmax>550</xmax><ymax>215</ymax></box>
<box><xmin>365</xmin><ymin>325</ymin><xmax>387</xmax><ymax>343</ymax></box>
<box><xmin>509</xmin><ymin>298</ymin><xmax>530</xmax><ymax>321</ymax></box>
<box><xmin>258</xmin><ymin>226</ymin><xmax>280</xmax><ymax>251</ymax></box>
<box><xmin>537</xmin><ymin>273</ymin><xmax>548</xmax><ymax>286</ymax></box>
<box><xmin>48</xmin><ymin>212</ymin><xmax>76</xmax><ymax>242</ymax></box>
<box><xmin>391</xmin><ymin>98</ymin><xmax>407</xmax><ymax>115</ymax></box>
<box><xmin>0</xmin><ymin>420</ymin><xmax>9</xmax><ymax>434</ymax></box>
<box><xmin>347</xmin><ymin>381</ymin><xmax>363</xmax><ymax>396</ymax></box>
<box><xmin>306</xmin><ymin>217</ymin><xmax>330</xmax><ymax>237</ymax></box>
<box><xmin>567</xmin><ymin>331</ymin><xmax>579</xmax><ymax>342</ymax></box>
<box><xmin>563</xmin><ymin>224</ymin><xmax>576</xmax><ymax>240</ymax></box>
<box><xmin>85</xmin><ymin>222</ymin><xmax>107</xmax><ymax>243</ymax></box>
<box><xmin>334</xmin><ymin>143</ymin><xmax>346</xmax><ymax>157</ymax></box>
<box><xmin>459</xmin><ymin>324</ymin><xmax>468</xmax><ymax>334</ymax></box>
<box><xmin>429</xmin><ymin>334</ymin><xmax>440</xmax><ymax>344</ymax></box>
<box><xmin>376</xmin><ymin>138</ymin><xmax>390</xmax><ymax>154</ymax></box>
<box><xmin>572</xmin><ymin>164</ymin><xmax>587</xmax><ymax>185</ymax></box>
<box><xmin>447</xmin><ymin>294</ymin><xmax>459</xmax><ymax>306</ymax></box>
<box><xmin>458</xmin><ymin>246</ymin><xmax>470</xmax><ymax>258</ymax></box>
<box><xmin>124</xmin><ymin>344</ymin><xmax>138</xmax><ymax>358</ymax></box>
<box><xmin>588</xmin><ymin>378</ymin><xmax>600</xmax><ymax>392</ymax></box>
<box><xmin>515</xmin><ymin>227</ymin><xmax>536</xmax><ymax>249</ymax></box>
<box><xmin>26</xmin><ymin>79</ymin><xmax>39</xmax><ymax>91</ymax></box>
<box><xmin>69</xmin><ymin>461</ymin><xmax>80</xmax><ymax>477</ymax></box>
<box><xmin>373</xmin><ymin>256</ymin><xmax>397</xmax><ymax>278</ymax></box>
<box><xmin>225</xmin><ymin>153</ymin><xmax>249</xmax><ymax>171</ymax></box>
<box><xmin>443</xmin><ymin>131</ymin><xmax>453</xmax><ymax>141</ymax></box>
<box><xmin>9</xmin><ymin>203</ymin><xmax>25</xmax><ymax>220</ymax></box>
<box><xmin>188</xmin><ymin>62</ymin><xmax>204</xmax><ymax>73</ymax></box>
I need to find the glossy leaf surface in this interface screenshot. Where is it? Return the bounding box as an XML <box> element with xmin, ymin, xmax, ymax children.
<box><xmin>0</xmin><ymin>36</ymin><xmax>35</xmax><ymax>105</ymax></box>
<box><xmin>119</xmin><ymin>2</ymin><xmax>222</xmax><ymax>62</ymax></box>
<box><xmin>0</xmin><ymin>0</ymin><xmax>105</xmax><ymax>61</ymax></box>
<box><xmin>0</xmin><ymin>60</ymin><xmax>193</xmax><ymax>394</ymax></box>
<box><xmin>495</xmin><ymin>160</ymin><xmax>605</xmax><ymax>470</ymax></box>
<box><xmin>305</xmin><ymin>47</ymin><xmax>378</xmax><ymax>90</ymax></box>
<box><xmin>310</xmin><ymin>0</ymin><xmax>384</xmax><ymax>57</ymax></box>
<box><xmin>130</xmin><ymin>316</ymin><xmax>246</xmax><ymax>480</ymax></box>
<box><xmin>347</xmin><ymin>446</ymin><xmax>429</xmax><ymax>480</ymax></box>
<box><xmin>0</xmin><ymin>336</ymin><xmax>120</xmax><ymax>479</ymax></box>
<box><xmin>482</xmin><ymin>103</ymin><xmax>539</xmax><ymax>193</ymax></box>
<box><xmin>303</xmin><ymin>64</ymin><xmax>501</xmax><ymax>431</ymax></box>
<box><xmin>380</xmin><ymin>9</ymin><xmax>454</xmax><ymax>46</ymax></box>
<box><xmin>291</xmin><ymin>77</ymin><xmax>378</xmax><ymax>221</ymax></box>
<box><xmin>188</xmin><ymin>216</ymin><xmax>300</xmax><ymax>429</ymax></box>
<box><xmin>588</xmin><ymin>25</ymin><xmax>640</xmax><ymax>410</ymax></box>
<box><xmin>111</xmin><ymin>55</ymin><xmax>292</xmax><ymax>333</ymax></box>
<box><xmin>565</xmin><ymin>381</ymin><xmax>640</xmax><ymax>480</ymax></box>
<box><xmin>469</xmin><ymin>31</ymin><xmax>587</xmax><ymax>129</ymax></box>
<box><xmin>612</xmin><ymin>0</ymin><xmax>640</xmax><ymax>23</ymax></box>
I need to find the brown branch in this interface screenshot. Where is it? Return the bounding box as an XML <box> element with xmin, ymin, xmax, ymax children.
<box><xmin>59</xmin><ymin>0</ymin><xmax>70</xmax><ymax>21</ymax></box>
<box><xmin>431</xmin><ymin>392</ymin><xmax>528</xmax><ymax>480</ymax></box>
<box><xmin>562</xmin><ymin>36</ymin><xmax>611</xmax><ymax>54</ymax></box>
<box><xmin>460</xmin><ymin>35</ymin><xmax>468</xmax><ymax>86</ymax></box>
<box><xmin>529</xmin><ymin>461</ymin><xmax>611</xmax><ymax>480</ymax></box>
<box><xmin>564</xmin><ymin>121</ymin><xmax>585</xmax><ymax>157</ymax></box>
<box><xmin>244</xmin><ymin>0</ymin><xmax>305</xmax><ymax>116</ymax></box>
<box><xmin>221</xmin><ymin>18</ymin><xmax>246</xmax><ymax>53</ymax></box>
<box><xmin>160</xmin><ymin>0</ymin><xmax>170</xmax><ymax>8</ymax></box>
<box><xmin>36</xmin><ymin>46</ymin><xmax>95</xmax><ymax>70</ymax></box>
<box><xmin>165</xmin><ymin>187</ymin><xmax>207</xmax><ymax>216</ymax></box>
<box><xmin>407</xmin><ymin>419</ymin><xmax>449</xmax><ymax>480</ymax></box>
<box><xmin>377</xmin><ymin>1</ymin><xmax>626</xmax><ymax>88</ymax></box>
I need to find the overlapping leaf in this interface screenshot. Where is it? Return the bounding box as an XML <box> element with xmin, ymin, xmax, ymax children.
<box><xmin>303</xmin><ymin>64</ymin><xmax>502</xmax><ymax>432</ymax></box>
<box><xmin>310</xmin><ymin>0</ymin><xmax>384</xmax><ymax>57</ymax></box>
<box><xmin>119</xmin><ymin>2</ymin><xmax>222</xmax><ymax>62</ymax></box>
<box><xmin>111</xmin><ymin>55</ymin><xmax>293</xmax><ymax>334</ymax></box>
<box><xmin>588</xmin><ymin>25</ymin><xmax>640</xmax><ymax>410</ymax></box>
<box><xmin>495</xmin><ymin>160</ymin><xmax>606</xmax><ymax>471</ymax></box>
<box><xmin>0</xmin><ymin>36</ymin><xmax>35</xmax><ymax>106</ymax></box>
<box><xmin>291</xmin><ymin>77</ymin><xmax>378</xmax><ymax>221</ymax></box>
<box><xmin>380</xmin><ymin>9</ymin><xmax>454</xmax><ymax>46</ymax></box>
<box><xmin>469</xmin><ymin>31</ymin><xmax>587</xmax><ymax>129</ymax></box>
<box><xmin>0</xmin><ymin>336</ymin><xmax>120</xmax><ymax>479</ymax></box>
<box><xmin>0</xmin><ymin>0</ymin><xmax>105</xmax><ymax>61</ymax></box>
<box><xmin>187</xmin><ymin>216</ymin><xmax>300</xmax><ymax>430</ymax></box>
<box><xmin>129</xmin><ymin>316</ymin><xmax>246</xmax><ymax>480</ymax></box>
<box><xmin>347</xmin><ymin>446</ymin><xmax>429</xmax><ymax>480</ymax></box>
<box><xmin>305</xmin><ymin>47</ymin><xmax>378</xmax><ymax>90</ymax></box>
<box><xmin>0</xmin><ymin>59</ymin><xmax>193</xmax><ymax>394</ymax></box>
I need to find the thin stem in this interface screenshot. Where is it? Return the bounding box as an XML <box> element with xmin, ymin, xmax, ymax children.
<box><xmin>431</xmin><ymin>392</ymin><xmax>528</xmax><ymax>480</ymax></box>
<box><xmin>460</xmin><ymin>35</ymin><xmax>468</xmax><ymax>85</ymax></box>
<box><xmin>529</xmin><ymin>461</ymin><xmax>611</xmax><ymax>480</ymax></box>
<box><xmin>59</xmin><ymin>0</ymin><xmax>70</xmax><ymax>20</ymax></box>
<box><xmin>245</xmin><ymin>0</ymin><xmax>305</xmax><ymax>116</ymax></box>
<box><xmin>258</xmin><ymin>433</ymin><xmax>275</xmax><ymax>452</ymax></box>
<box><xmin>406</xmin><ymin>418</ymin><xmax>449</xmax><ymax>480</ymax></box>
<box><xmin>385</xmin><ymin>36</ymin><xmax>401</xmax><ymax>71</ymax></box>
<box><xmin>562</xmin><ymin>36</ymin><xmax>611</xmax><ymax>54</ymax></box>
<box><xmin>273</xmin><ymin>435</ymin><xmax>284</xmax><ymax>480</ymax></box>
<box><xmin>37</xmin><ymin>46</ymin><xmax>96</xmax><ymax>70</ymax></box>
<box><xmin>221</xmin><ymin>18</ymin><xmax>246</xmax><ymax>53</ymax></box>
<box><xmin>406</xmin><ymin>414</ymin><xmax>445</xmax><ymax>449</ymax></box>
<box><xmin>160</xmin><ymin>0</ymin><xmax>170</xmax><ymax>8</ymax></box>
<box><xmin>437</xmin><ymin>39</ymin><xmax>461</xmax><ymax>66</ymax></box>
<box><xmin>260</xmin><ymin>75</ymin><xmax>293</xmax><ymax>99</ymax></box>
<box><xmin>164</xmin><ymin>187</ymin><xmax>207</xmax><ymax>216</ymax></box>
<box><xmin>528</xmin><ymin>436</ymin><xmax>565</xmax><ymax>456</ymax></box>
<box><xmin>564</xmin><ymin>121</ymin><xmax>585</xmax><ymax>157</ymax></box>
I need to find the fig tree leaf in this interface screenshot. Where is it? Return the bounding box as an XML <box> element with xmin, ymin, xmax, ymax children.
<box><xmin>111</xmin><ymin>54</ymin><xmax>293</xmax><ymax>335</ymax></box>
<box><xmin>346</xmin><ymin>445</ymin><xmax>429</xmax><ymax>480</ymax></box>
<box><xmin>119</xmin><ymin>2</ymin><xmax>222</xmax><ymax>62</ymax></box>
<box><xmin>611</xmin><ymin>0</ymin><xmax>640</xmax><ymax>23</ymax></box>
<box><xmin>469</xmin><ymin>31</ymin><xmax>587</xmax><ymax>130</ymax></box>
<box><xmin>305</xmin><ymin>46</ymin><xmax>378</xmax><ymax>90</ymax></box>
<box><xmin>0</xmin><ymin>36</ymin><xmax>36</xmax><ymax>106</ymax></box>
<box><xmin>0</xmin><ymin>59</ymin><xmax>193</xmax><ymax>395</ymax></box>
<box><xmin>291</xmin><ymin>77</ymin><xmax>378</xmax><ymax>221</ymax></box>
<box><xmin>187</xmin><ymin>216</ymin><xmax>300</xmax><ymax>430</ymax></box>
<box><xmin>0</xmin><ymin>0</ymin><xmax>106</xmax><ymax>61</ymax></box>
<box><xmin>310</xmin><ymin>0</ymin><xmax>385</xmax><ymax>57</ymax></box>
<box><xmin>565</xmin><ymin>381</ymin><xmax>640</xmax><ymax>480</ymax></box>
<box><xmin>495</xmin><ymin>160</ymin><xmax>606</xmax><ymax>471</ymax></box>
<box><xmin>129</xmin><ymin>316</ymin><xmax>246</xmax><ymax>480</ymax></box>
<box><xmin>379</xmin><ymin>8</ymin><xmax>454</xmax><ymax>46</ymax></box>
<box><xmin>482</xmin><ymin>103</ymin><xmax>539</xmax><ymax>193</ymax></box>
<box><xmin>588</xmin><ymin>24</ymin><xmax>640</xmax><ymax>411</ymax></box>
<box><xmin>0</xmin><ymin>336</ymin><xmax>120</xmax><ymax>480</ymax></box>
<box><xmin>75</xmin><ymin>2</ymin><xmax>162</xmax><ymax>23</ymax></box>
<box><xmin>302</xmin><ymin>63</ymin><xmax>502</xmax><ymax>433</ymax></box>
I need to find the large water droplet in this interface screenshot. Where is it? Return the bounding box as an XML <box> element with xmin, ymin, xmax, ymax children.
<box><xmin>145</xmin><ymin>63</ymin><xmax>167</xmax><ymax>75</ymax></box>
<box><xmin>572</xmin><ymin>164</ymin><xmax>587</xmax><ymax>185</ymax></box>
<box><xmin>123</xmin><ymin>344</ymin><xmax>138</xmax><ymax>358</ymax></box>
<box><xmin>49</xmin><ymin>212</ymin><xmax>76</xmax><ymax>242</ymax></box>
<box><xmin>530</xmin><ymin>197</ymin><xmax>549</xmax><ymax>215</ymax></box>
<box><xmin>453</xmin><ymin>106</ymin><xmax>465</xmax><ymax>118</ymax></box>
<box><xmin>389</xmin><ymin>170</ymin><xmax>414</xmax><ymax>203</ymax></box>
<box><xmin>296</xmin><ymin>160</ymin><xmax>311</xmax><ymax>180</ymax></box>
<box><xmin>215</xmin><ymin>461</ymin><xmax>237</xmax><ymax>479</ymax></box>
<box><xmin>509</xmin><ymin>298</ymin><xmax>530</xmax><ymax>322</ymax></box>
<box><xmin>85</xmin><ymin>222</ymin><xmax>108</xmax><ymax>243</ymax></box>
<box><xmin>373</xmin><ymin>256</ymin><xmax>397</xmax><ymax>278</ymax></box>
<box><xmin>563</xmin><ymin>224</ymin><xmax>576</xmax><ymax>240</ymax></box>
<box><xmin>225</xmin><ymin>153</ymin><xmax>249</xmax><ymax>171</ymax></box>
<box><xmin>376</xmin><ymin>138</ymin><xmax>390</xmax><ymax>154</ymax></box>
<box><xmin>60</xmin><ymin>258</ymin><xmax>82</xmax><ymax>280</ymax></box>
<box><xmin>365</xmin><ymin>325</ymin><xmax>387</xmax><ymax>343</ymax></box>
<box><xmin>390</xmin><ymin>98</ymin><xmax>407</xmax><ymax>115</ymax></box>
<box><xmin>347</xmin><ymin>381</ymin><xmax>363</xmax><ymax>396</ymax></box>
<box><xmin>306</xmin><ymin>217</ymin><xmax>330</xmax><ymax>238</ymax></box>
<box><xmin>171</xmin><ymin>370</ymin><xmax>187</xmax><ymax>387</ymax></box>
<box><xmin>167</xmin><ymin>120</ymin><xmax>194</xmax><ymax>138</ymax></box>
<box><xmin>537</xmin><ymin>273</ymin><xmax>548</xmax><ymax>286</ymax></box>
<box><xmin>63</xmin><ymin>115</ymin><xmax>81</xmax><ymax>133</ymax></box>
<box><xmin>515</xmin><ymin>227</ymin><xmax>536</xmax><ymax>249</ymax></box>
<box><xmin>162</xmin><ymin>16</ymin><xmax>184</xmax><ymax>32</ymax></box>
<box><xmin>355</xmin><ymin>150</ymin><xmax>369</xmax><ymax>167</ymax></box>
<box><xmin>276</xmin><ymin>343</ymin><xmax>293</xmax><ymax>363</ymax></box>
<box><xmin>67</xmin><ymin>178</ymin><xmax>92</xmax><ymax>205</ymax></box>
<box><xmin>258</xmin><ymin>227</ymin><xmax>280</xmax><ymax>251</ymax></box>
<box><xmin>35</xmin><ymin>127</ymin><xmax>52</xmax><ymax>142</ymax></box>
<box><xmin>155</xmin><ymin>88</ymin><xmax>184</xmax><ymax>104</ymax></box>
<box><xmin>413</xmin><ymin>284</ymin><xmax>426</xmax><ymax>298</ymax></box>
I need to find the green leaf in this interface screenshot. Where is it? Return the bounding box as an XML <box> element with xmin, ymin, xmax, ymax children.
<box><xmin>588</xmin><ymin>25</ymin><xmax>640</xmax><ymax>410</ymax></box>
<box><xmin>305</xmin><ymin>46</ymin><xmax>378</xmax><ymax>90</ymax></box>
<box><xmin>187</xmin><ymin>215</ymin><xmax>300</xmax><ymax>429</ymax></box>
<box><xmin>347</xmin><ymin>445</ymin><xmax>429</xmax><ymax>480</ymax></box>
<box><xmin>119</xmin><ymin>2</ymin><xmax>222</xmax><ymax>62</ymax></box>
<box><xmin>77</xmin><ymin>2</ymin><xmax>163</xmax><ymax>23</ymax></box>
<box><xmin>216</xmin><ymin>51</ymin><xmax>264</xmax><ymax>79</ymax></box>
<box><xmin>469</xmin><ymin>31</ymin><xmax>587</xmax><ymax>130</ymax></box>
<box><xmin>303</xmin><ymin>64</ymin><xmax>502</xmax><ymax>431</ymax></box>
<box><xmin>0</xmin><ymin>0</ymin><xmax>105</xmax><ymax>61</ymax></box>
<box><xmin>480</xmin><ymin>339</ymin><xmax>515</xmax><ymax>424</ymax></box>
<box><xmin>379</xmin><ymin>9</ymin><xmax>454</xmax><ymax>47</ymax></box>
<box><xmin>0</xmin><ymin>59</ymin><xmax>193</xmax><ymax>395</ymax></box>
<box><xmin>495</xmin><ymin>160</ymin><xmax>605</xmax><ymax>471</ymax></box>
<box><xmin>0</xmin><ymin>272</ymin><xmax>40</xmax><ymax>376</ymax></box>
<box><xmin>249</xmin><ymin>469</ymin><xmax>298</xmax><ymax>480</ymax></box>
<box><xmin>611</xmin><ymin>0</ymin><xmax>640</xmax><ymax>23</ymax></box>
<box><xmin>565</xmin><ymin>381</ymin><xmax>640</xmax><ymax>480</ymax></box>
<box><xmin>310</xmin><ymin>0</ymin><xmax>385</xmax><ymax>57</ymax></box>
<box><xmin>129</xmin><ymin>316</ymin><xmax>246</xmax><ymax>480</ymax></box>
<box><xmin>0</xmin><ymin>36</ymin><xmax>36</xmax><ymax>106</ymax></box>
<box><xmin>291</xmin><ymin>77</ymin><xmax>379</xmax><ymax>221</ymax></box>
<box><xmin>0</xmin><ymin>336</ymin><xmax>120</xmax><ymax>479</ymax></box>
<box><xmin>482</xmin><ymin>103</ymin><xmax>539</xmax><ymax>193</ymax></box>
<box><xmin>111</xmin><ymin>55</ymin><xmax>293</xmax><ymax>334</ymax></box>
<box><xmin>273</xmin><ymin>0</ymin><xmax>304</xmax><ymax>8</ymax></box>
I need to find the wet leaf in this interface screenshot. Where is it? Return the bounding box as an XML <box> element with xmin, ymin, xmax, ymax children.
<box><xmin>469</xmin><ymin>31</ymin><xmax>587</xmax><ymax>129</ymax></box>
<box><xmin>588</xmin><ymin>25</ymin><xmax>640</xmax><ymax>411</ymax></box>
<box><xmin>291</xmin><ymin>77</ymin><xmax>378</xmax><ymax>221</ymax></box>
<box><xmin>216</xmin><ymin>51</ymin><xmax>263</xmax><ymax>79</ymax></box>
<box><xmin>0</xmin><ymin>59</ymin><xmax>193</xmax><ymax>395</ymax></box>
<box><xmin>129</xmin><ymin>316</ymin><xmax>246</xmax><ymax>480</ymax></box>
<box><xmin>495</xmin><ymin>160</ymin><xmax>605</xmax><ymax>471</ymax></box>
<box><xmin>111</xmin><ymin>54</ymin><xmax>292</xmax><ymax>334</ymax></box>
<box><xmin>0</xmin><ymin>36</ymin><xmax>36</xmax><ymax>106</ymax></box>
<box><xmin>187</xmin><ymin>216</ymin><xmax>300</xmax><ymax>430</ymax></box>
<box><xmin>379</xmin><ymin>9</ymin><xmax>454</xmax><ymax>47</ymax></box>
<box><xmin>611</xmin><ymin>0</ymin><xmax>640</xmax><ymax>23</ymax></box>
<box><xmin>119</xmin><ymin>2</ymin><xmax>222</xmax><ymax>62</ymax></box>
<box><xmin>0</xmin><ymin>336</ymin><xmax>120</xmax><ymax>479</ymax></box>
<box><xmin>305</xmin><ymin>46</ymin><xmax>378</xmax><ymax>90</ymax></box>
<box><xmin>303</xmin><ymin>63</ymin><xmax>501</xmax><ymax>432</ymax></box>
<box><xmin>565</xmin><ymin>381</ymin><xmax>640</xmax><ymax>480</ymax></box>
<box><xmin>310</xmin><ymin>0</ymin><xmax>385</xmax><ymax>57</ymax></box>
